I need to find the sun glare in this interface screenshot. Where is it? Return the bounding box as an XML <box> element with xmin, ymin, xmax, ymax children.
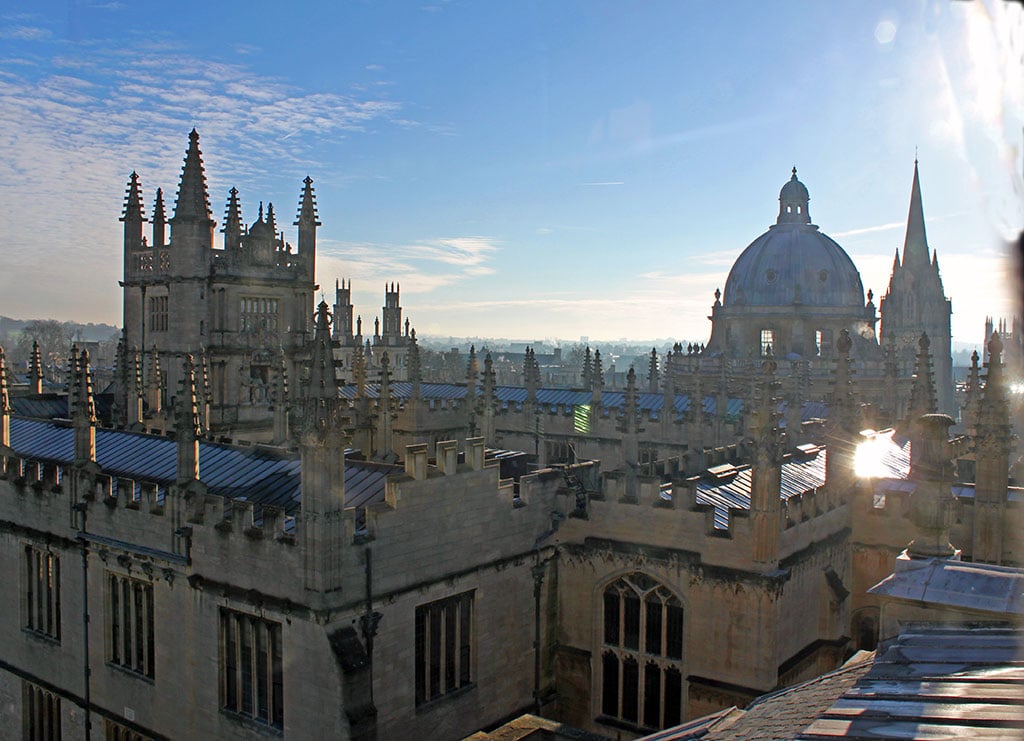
<box><xmin>854</xmin><ymin>429</ymin><xmax>902</xmax><ymax>478</ymax></box>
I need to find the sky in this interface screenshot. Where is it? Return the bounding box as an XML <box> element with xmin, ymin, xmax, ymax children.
<box><xmin>0</xmin><ymin>1</ymin><xmax>1021</xmax><ymax>348</ymax></box>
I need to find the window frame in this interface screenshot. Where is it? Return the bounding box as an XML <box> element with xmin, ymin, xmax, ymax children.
<box><xmin>599</xmin><ymin>574</ymin><xmax>685</xmax><ymax>732</ymax></box>
<box><xmin>22</xmin><ymin>680</ymin><xmax>61</xmax><ymax>741</ymax></box>
<box><xmin>106</xmin><ymin>572</ymin><xmax>155</xmax><ymax>680</ymax></box>
<box><xmin>414</xmin><ymin>590</ymin><xmax>474</xmax><ymax>707</ymax></box>
<box><xmin>219</xmin><ymin>608</ymin><xmax>284</xmax><ymax>730</ymax></box>
<box><xmin>23</xmin><ymin>545</ymin><xmax>60</xmax><ymax>643</ymax></box>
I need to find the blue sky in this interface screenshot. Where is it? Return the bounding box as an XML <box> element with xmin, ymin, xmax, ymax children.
<box><xmin>0</xmin><ymin>1</ymin><xmax>1020</xmax><ymax>346</ymax></box>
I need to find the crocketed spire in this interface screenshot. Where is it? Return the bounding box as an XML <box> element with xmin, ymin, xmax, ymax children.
<box><xmin>0</xmin><ymin>346</ymin><xmax>10</xmax><ymax>448</ymax></box>
<box><xmin>120</xmin><ymin>171</ymin><xmax>146</xmax><ymax>223</ymax></box>
<box><xmin>305</xmin><ymin>301</ymin><xmax>340</xmax><ymax>431</ymax></box>
<box><xmin>907</xmin><ymin>332</ymin><xmax>937</xmax><ymax>421</ymax></box>
<box><xmin>171</xmin><ymin>129</ymin><xmax>214</xmax><ymax>224</ymax></box>
<box><xmin>152</xmin><ymin>187</ymin><xmax>167</xmax><ymax>247</ymax></box>
<box><xmin>175</xmin><ymin>354</ymin><xmax>201</xmax><ymax>483</ymax></box>
<box><xmin>294</xmin><ymin>175</ymin><xmax>321</xmax><ymax>227</ymax></box>
<box><xmin>222</xmin><ymin>187</ymin><xmax>243</xmax><ymax>250</ymax></box>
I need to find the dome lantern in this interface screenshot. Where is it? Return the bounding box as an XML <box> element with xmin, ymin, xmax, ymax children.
<box><xmin>777</xmin><ymin>167</ymin><xmax>811</xmax><ymax>225</ymax></box>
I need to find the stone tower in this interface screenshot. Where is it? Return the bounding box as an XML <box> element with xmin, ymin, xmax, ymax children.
<box><xmin>879</xmin><ymin>161</ymin><xmax>954</xmax><ymax>415</ymax></box>
<box><xmin>120</xmin><ymin>130</ymin><xmax>318</xmax><ymax>441</ymax></box>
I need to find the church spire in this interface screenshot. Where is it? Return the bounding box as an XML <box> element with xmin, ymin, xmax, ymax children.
<box><xmin>170</xmin><ymin>129</ymin><xmax>214</xmax><ymax>224</ymax></box>
<box><xmin>901</xmin><ymin>159</ymin><xmax>929</xmax><ymax>269</ymax></box>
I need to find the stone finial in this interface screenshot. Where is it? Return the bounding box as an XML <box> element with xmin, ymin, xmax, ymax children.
<box><xmin>618</xmin><ymin>366</ymin><xmax>640</xmax><ymax>436</ymax></box>
<box><xmin>72</xmin><ymin>348</ymin><xmax>97</xmax><ymax>464</ymax></box>
<box><xmin>375</xmin><ymin>351</ymin><xmax>396</xmax><ymax>461</ymax></box>
<box><xmin>408</xmin><ymin>329</ymin><xmax>422</xmax><ymax>400</ymax></box>
<box><xmin>222</xmin><ymin>187</ymin><xmax>243</xmax><ymax>249</ymax></box>
<box><xmin>304</xmin><ymin>301</ymin><xmax>339</xmax><ymax>432</ymax></box>
<box><xmin>0</xmin><ymin>346</ymin><xmax>10</xmax><ymax>449</ymax></box>
<box><xmin>147</xmin><ymin>345</ymin><xmax>162</xmax><ymax>414</ymax></box>
<box><xmin>648</xmin><ymin>347</ymin><xmax>659</xmax><ymax>393</ymax></box>
<box><xmin>175</xmin><ymin>354</ymin><xmax>201</xmax><ymax>483</ymax></box>
<box><xmin>466</xmin><ymin>345</ymin><xmax>478</xmax><ymax>383</ymax></box>
<box><xmin>272</xmin><ymin>353</ymin><xmax>289</xmax><ymax>444</ymax></box>
<box><xmin>152</xmin><ymin>187</ymin><xmax>167</xmax><ymax>247</ymax></box>
<box><xmin>266</xmin><ymin>201</ymin><xmax>278</xmax><ymax>235</ymax></box>
<box><xmin>29</xmin><ymin>340</ymin><xmax>43</xmax><ymax>394</ymax></box>
<box><xmin>907</xmin><ymin>331</ymin><xmax>937</xmax><ymax>421</ymax></box>
<box><xmin>294</xmin><ymin>175</ymin><xmax>321</xmax><ymax>227</ymax></box>
<box><xmin>906</xmin><ymin>414</ymin><xmax>957</xmax><ymax>559</ymax></box>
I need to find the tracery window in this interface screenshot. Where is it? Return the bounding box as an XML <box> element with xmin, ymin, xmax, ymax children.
<box><xmin>24</xmin><ymin>545</ymin><xmax>60</xmax><ymax>641</ymax></box>
<box><xmin>600</xmin><ymin>574</ymin><xmax>684</xmax><ymax>731</ymax></box>
<box><xmin>148</xmin><ymin>296</ymin><xmax>168</xmax><ymax>333</ymax></box>
<box><xmin>240</xmin><ymin>297</ymin><xmax>279</xmax><ymax>334</ymax></box>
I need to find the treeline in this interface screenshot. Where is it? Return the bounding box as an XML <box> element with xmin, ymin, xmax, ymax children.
<box><xmin>0</xmin><ymin>317</ymin><xmax>120</xmax><ymax>370</ymax></box>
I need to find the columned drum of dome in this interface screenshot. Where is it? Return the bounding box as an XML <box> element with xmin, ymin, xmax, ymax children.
<box><xmin>706</xmin><ymin>169</ymin><xmax>878</xmax><ymax>359</ymax></box>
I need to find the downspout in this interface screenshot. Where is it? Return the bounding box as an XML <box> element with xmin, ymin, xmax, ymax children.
<box><xmin>360</xmin><ymin>548</ymin><xmax>381</xmax><ymax>707</ymax></box>
<box><xmin>73</xmin><ymin>502</ymin><xmax>92</xmax><ymax>741</ymax></box>
<box><xmin>531</xmin><ymin>556</ymin><xmax>545</xmax><ymax>714</ymax></box>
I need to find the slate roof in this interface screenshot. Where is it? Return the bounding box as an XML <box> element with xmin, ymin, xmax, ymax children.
<box><xmin>649</xmin><ymin>626</ymin><xmax>1024</xmax><ymax>740</ymax></box>
<box><xmin>6</xmin><ymin>416</ymin><xmax>396</xmax><ymax>517</ymax></box>
<box><xmin>796</xmin><ymin>627</ymin><xmax>1024</xmax><ymax>739</ymax></box>
<box><xmin>670</xmin><ymin>652</ymin><xmax>875</xmax><ymax>741</ymax></box>
<box><xmin>685</xmin><ymin>447</ymin><xmax>828</xmax><ymax>530</ymax></box>
<box><xmin>339</xmin><ymin>383</ymin><xmax>829</xmax><ymax>424</ymax></box>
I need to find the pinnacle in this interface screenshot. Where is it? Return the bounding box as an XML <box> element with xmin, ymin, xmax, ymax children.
<box><xmin>171</xmin><ymin>129</ymin><xmax>214</xmax><ymax>224</ymax></box>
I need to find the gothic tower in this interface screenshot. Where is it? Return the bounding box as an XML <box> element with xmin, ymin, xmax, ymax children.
<box><xmin>120</xmin><ymin>131</ymin><xmax>318</xmax><ymax>442</ymax></box>
<box><xmin>879</xmin><ymin>161</ymin><xmax>953</xmax><ymax>415</ymax></box>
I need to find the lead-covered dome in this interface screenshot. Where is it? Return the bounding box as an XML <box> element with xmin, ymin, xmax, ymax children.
<box><xmin>723</xmin><ymin>169</ymin><xmax>864</xmax><ymax>309</ymax></box>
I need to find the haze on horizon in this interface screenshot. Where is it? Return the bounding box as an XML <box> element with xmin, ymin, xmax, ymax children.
<box><xmin>0</xmin><ymin>1</ymin><xmax>1020</xmax><ymax>349</ymax></box>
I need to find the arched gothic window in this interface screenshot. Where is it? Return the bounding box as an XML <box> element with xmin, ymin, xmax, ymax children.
<box><xmin>600</xmin><ymin>573</ymin><xmax>685</xmax><ymax>730</ymax></box>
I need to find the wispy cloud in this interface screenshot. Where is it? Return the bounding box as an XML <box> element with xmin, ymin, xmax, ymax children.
<box><xmin>0</xmin><ymin>37</ymin><xmax>408</xmax><ymax>323</ymax></box>
<box><xmin>583</xmin><ymin>181</ymin><xmax>624</xmax><ymax>186</ymax></box>
<box><xmin>830</xmin><ymin>220</ymin><xmax>905</xmax><ymax>239</ymax></box>
<box><xmin>316</xmin><ymin>236</ymin><xmax>500</xmax><ymax>299</ymax></box>
<box><xmin>0</xmin><ymin>25</ymin><xmax>51</xmax><ymax>40</ymax></box>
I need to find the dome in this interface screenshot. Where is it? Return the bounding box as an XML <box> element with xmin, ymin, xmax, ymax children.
<box><xmin>723</xmin><ymin>171</ymin><xmax>864</xmax><ymax>309</ymax></box>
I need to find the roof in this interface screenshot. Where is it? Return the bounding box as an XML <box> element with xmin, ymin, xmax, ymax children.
<box><xmin>642</xmin><ymin>653</ymin><xmax>876</xmax><ymax>741</ymax></box>
<box><xmin>6</xmin><ymin>416</ymin><xmax>394</xmax><ymax>517</ymax></box>
<box><xmin>869</xmin><ymin>558</ymin><xmax>1024</xmax><ymax>616</ymax></box>
<box><xmin>797</xmin><ymin>626</ymin><xmax>1024</xmax><ymax>739</ymax></box>
<box><xmin>675</xmin><ymin>447</ymin><xmax>828</xmax><ymax>530</ymax></box>
<box><xmin>339</xmin><ymin>383</ymin><xmax>828</xmax><ymax>425</ymax></box>
<box><xmin>11</xmin><ymin>393</ymin><xmax>115</xmax><ymax>424</ymax></box>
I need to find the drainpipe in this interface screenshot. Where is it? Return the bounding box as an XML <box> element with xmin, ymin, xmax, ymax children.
<box><xmin>73</xmin><ymin>501</ymin><xmax>92</xmax><ymax>741</ymax></box>
<box><xmin>359</xmin><ymin>548</ymin><xmax>382</xmax><ymax>707</ymax></box>
<box><xmin>531</xmin><ymin>556</ymin><xmax>546</xmax><ymax>714</ymax></box>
